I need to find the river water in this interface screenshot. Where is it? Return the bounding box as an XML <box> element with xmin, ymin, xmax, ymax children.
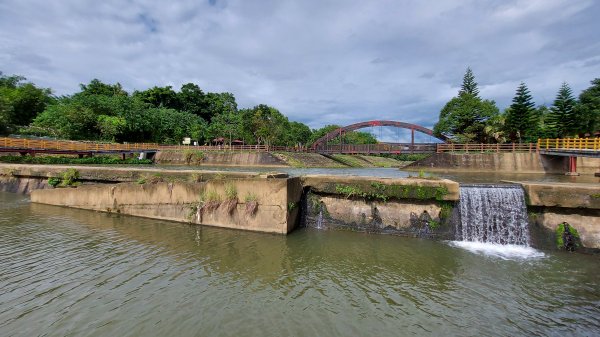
<box><xmin>1</xmin><ymin>191</ymin><xmax>599</xmax><ymax>336</ymax></box>
<box><xmin>158</xmin><ymin>165</ymin><xmax>600</xmax><ymax>184</ymax></box>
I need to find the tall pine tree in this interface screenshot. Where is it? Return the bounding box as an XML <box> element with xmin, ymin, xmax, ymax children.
<box><xmin>546</xmin><ymin>82</ymin><xmax>577</xmax><ymax>138</ymax></box>
<box><xmin>434</xmin><ymin>67</ymin><xmax>499</xmax><ymax>143</ymax></box>
<box><xmin>459</xmin><ymin>67</ymin><xmax>479</xmax><ymax>97</ymax></box>
<box><xmin>504</xmin><ymin>82</ymin><xmax>536</xmax><ymax>142</ymax></box>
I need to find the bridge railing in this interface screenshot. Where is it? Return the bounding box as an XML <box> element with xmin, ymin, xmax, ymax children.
<box><xmin>436</xmin><ymin>143</ymin><xmax>538</xmax><ymax>153</ymax></box>
<box><xmin>315</xmin><ymin>143</ymin><xmax>437</xmax><ymax>154</ymax></box>
<box><xmin>538</xmin><ymin>138</ymin><xmax>600</xmax><ymax>150</ymax></box>
<box><xmin>157</xmin><ymin>144</ymin><xmax>307</xmax><ymax>152</ymax></box>
<box><xmin>0</xmin><ymin>137</ymin><xmax>158</xmax><ymax>152</ymax></box>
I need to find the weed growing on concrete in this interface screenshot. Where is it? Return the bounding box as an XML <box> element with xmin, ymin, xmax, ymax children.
<box><xmin>201</xmin><ymin>189</ymin><xmax>222</xmax><ymax>212</ymax></box>
<box><xmin>244</xmin><ymin>192</ymin><xmax>258</xmax><ymax>216</ymax></box>
<box><xmin>48</xmin><ymin>177</ymin><xmax>61</xmax><ymax>187</ymax></box>
<box><xmin>335</xmin><ymin>184</ymin><xmax>362</xmax><ymax>199</ymax></box>
<box><xmin>335</xmin><ymin>183</ymin><xmax>389</xmax><ymax>202</ymax></box>
<box><xmin>58</xmin><ymin>168</ymin><xmax>80</xmax><ymax>187</ymax></box>
<box><xmin>408</xmin><ymin>170</ymin><xmax>440</xmax><ymax>180</ymax></box>
<box><xmin>555</xmin><ymin>222</ymin><xmax>581</xmax><ymax>250</ymax></box>
<box><xmin>183</xmin><ymin>149</ymin><xmax>205</xmax><ymax>165</ymax></box>
<box><xmin>225</xmin><ymin>183</ymin><xmax>237</xmax><ymax>200</ymax></box>
<box><xmin>189</xmin><ymin>173</ymin><xmax>202</xmax><ymax>183</ymax></box>
<box><xmin>224</xmin><ymin>183</ymin><xmax>238</xmax><ymax>214</ymax></box>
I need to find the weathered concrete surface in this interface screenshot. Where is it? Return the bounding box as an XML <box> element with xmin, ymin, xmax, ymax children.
<box><xmin>511</xmin><ymin>181</ymin><xmax>600</xmax><ymax>249</ymax></box>
<box><xmin>155</xmin><ymin>150</ymin><xmax>287</xmax><ymax>167</ymax></box>
<box><xmin>301</xmin><ymin>175</ymin><xmax>460</xmax><ymax>201</ymax></box>
<box><xmin>409</xmin><ymin>152</ymin><xmax>600</xmax><ymax>175</ymax></box>
<box><xmin>310</xmin><ymin>195</ymin><xmax>453</xmax><ymax>238</ymax></box>
<box><xmin>302</xmin><ymin>175</ymin><xmax>458</xmax><ymax>239</ymax></box>
<box><xmin>578</xmin><ymin>157</ymin><xmax>600</xmax><ymax>175</ymax></box>
<box><xmin>31</xmin><ymin>178</ymin><xmax>301</xmax><ymax>234</ymax></box>
<box><xmin>408</xmin><ymin>153</ymin><xmax>561</xmax><ymax>173</ymax></box>
<box><xmin>272</xmin><ymin>152</ymin><xmax>347</xmax><ymax>168</ymax></box>
<box><xmin>529</xmin><ymin>208</ymin><xmax>600</xmax><ymax>249</ymax></box>
<box><xmin>0</xmin><ymin>176</ymin><xmax>48</xmax><ymax>193</ymax></box>
<box><xmin>516</xmin><ymin>181</ymin><xmax>600</xmax><ymax>209</ymax></box>
<box><xmin>0</xmin><ymin>163</ymin><xmax>261</xmax><ymax>193</ymax></box>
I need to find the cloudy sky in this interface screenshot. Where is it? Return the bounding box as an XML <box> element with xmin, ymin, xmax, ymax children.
<box><xmin>1</xmin><ymin>0</ymin><xmax>599</xmax><ymax>134</ymax></box>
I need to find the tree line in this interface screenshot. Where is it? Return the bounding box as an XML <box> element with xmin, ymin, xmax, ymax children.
<box><xmin>433</xmin><ymin>67</ymin><xmax>600</xmax><ymax>143</ymax></box>
<box><xmin>0</xmin><ymin>72</ymin><xmax>375</xmax><ymax>146</ymax></box>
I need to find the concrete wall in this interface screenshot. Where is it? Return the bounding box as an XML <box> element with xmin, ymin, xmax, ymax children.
<box><xmin>578</xmin><ymin>157</ymin><xmax>600</xmax><ymax>175</ymax></box>
<box><xmin>31</xmin><ymin>178</ymin><xmax>301</xmax><ymax>234</ymax></box>
<box><xmin>0</xmin><ymin>163</ymin><xmax>262</xmax><ymax>194</ymax></box>
<box><xmin>155</xmin><ymin>150</ymin><xmax>287</xmax><ymax>167</ymax></box>
<box><xmin>301</xmin><ymin>175</ymin><xmax>459</xmax><ymax>238</ymax></box>
<box><xmin>517</xmin><ymin>182</ymin><xmax>600</xmax><ymax>249</ymax></box>
<box><xmin>409</xmin><ymin>152</ymin><xmax>600</xmax><ymax>175</ymax></box>
<box><xmin>409</xmin><ymin>153</ymin><xmax>556</xmax><ymax>173</ymax></box>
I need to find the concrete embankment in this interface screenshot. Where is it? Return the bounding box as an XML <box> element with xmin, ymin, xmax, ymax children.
<box><xmin>513</xmin><ymin>181</ymin><xmax>600</xmax><ymax>249</ymax></box>
<box><xmin>0</xmin><ymin>163</ymin><xmax>262</xmax><ymax>192</ymax></box>
<box><xmin>408</xmin><ymin>152</ymin><xmax>600</xmax><ymax>175</ymax></box>
<box><xmin>31</xmin><ymin>178</ymin><xmax>302</xmax><ymax>234</ymax></box>
<box><xmin>300</xmin><ymin>175</ymin><xmax>459</xmax><ymax>239</ymax></box>
<box><xmin>2</xmin><ymin>163</ymin><xmax>600</xmax><ymax>249</ymax></box>
<box><xmin>155</xmin><ymin>150</ymin><xmax>409</xmax><ymax>168</ymax></box>
<box><xmin>155</xmin><ymin>150</ymin><xmax>288</xmax><ymax>167</ymax></box>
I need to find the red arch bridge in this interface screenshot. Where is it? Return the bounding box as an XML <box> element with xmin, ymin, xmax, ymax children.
<box><xmin>311</xmin><ymin>120</ymin><xmax>448</xmax><ymax>154</ymax></box>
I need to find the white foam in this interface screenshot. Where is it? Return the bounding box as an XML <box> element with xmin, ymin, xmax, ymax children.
<box><xmin>448</xmin><ymin>241</ymin><xmax>546</xmax><ymax>260</ymax></box>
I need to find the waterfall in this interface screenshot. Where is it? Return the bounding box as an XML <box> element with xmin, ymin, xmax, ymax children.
<box><xmin>457</xmin><ymin>184</ymin><xmax>531</xmax><ymax>246</ymax></box>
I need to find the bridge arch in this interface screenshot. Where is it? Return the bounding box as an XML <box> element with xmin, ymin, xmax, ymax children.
<box><xmin>311</xmin><ymin>120</ymin><xmax>448</xmax><ymax>149</ymax></box>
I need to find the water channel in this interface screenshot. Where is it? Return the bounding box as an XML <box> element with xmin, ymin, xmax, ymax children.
<box><xmin>1</xmin><ymin>190</ymin><xmax>599</xmax><ymax>336</ymax></box>
<box><xmin>157</xmin><ymin>165</ymin><xmax>600</xmax><ymax>184</ymax></box>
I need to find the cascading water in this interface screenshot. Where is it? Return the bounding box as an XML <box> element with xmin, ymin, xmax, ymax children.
<box><xmin>451</xmin><ymin>184</ymin><xmax>544</xmax><ymax>259</ymax></box>
<box><xmin>457</xmin><ymin>184</ymin><xmax>530</xmax><ymax>245</ymax></box>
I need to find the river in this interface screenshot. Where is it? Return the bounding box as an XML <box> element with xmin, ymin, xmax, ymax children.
<box><xmin>1</xmin><ymin>191</ymin><xmax>599</xmax><ymax>336</ymax></box>
<box><xmin>156</xmin><ymin>165</ymin><xmax>600</xmax><ymax>184</ymax></box>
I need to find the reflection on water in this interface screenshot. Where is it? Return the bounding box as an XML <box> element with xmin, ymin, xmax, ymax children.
<box><xmin>1</xmin><ymin>192</ymin><xmax>599</xmax><ymax>336</ymax></box>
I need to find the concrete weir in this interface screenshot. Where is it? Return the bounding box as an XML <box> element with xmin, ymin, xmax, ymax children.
<box><xmin>1</xmin><ymin>163</ymin><xmax>600</xmax><ymax>249</ymax></box>
<box><xmin>31</xmin><ymin>178</ymin><xmax>302</xmax><ymax>234</ymax></box>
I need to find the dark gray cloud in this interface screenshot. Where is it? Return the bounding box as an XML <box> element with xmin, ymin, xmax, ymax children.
<box><xmin>1</xmin><ymin>0</ymin><xmax>599</xmax><ymax>131</ymax></box>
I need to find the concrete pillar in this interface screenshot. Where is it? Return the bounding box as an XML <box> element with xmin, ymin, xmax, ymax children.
<box><xmin>566</xmin><ymin>156</ymin><xmax>580</xmax><ymax>176</ymax></box>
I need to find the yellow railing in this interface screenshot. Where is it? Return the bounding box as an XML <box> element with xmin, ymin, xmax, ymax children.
<box><xmin>0</xmin><ymin>137</ymin><xmax>158</xmax><ymax>152</ymax></box>
<box><xmin>436</xmin><ymin>143</ymin><xmax>537</xmax><ymax>153</ymax></box>
<box><xmin>537</xmin><ymin>138</ymin><xmax>600</xmax><ymax>150</ymax></box>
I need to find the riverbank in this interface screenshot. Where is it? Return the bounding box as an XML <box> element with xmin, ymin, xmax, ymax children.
<box><xmin>2</xmin><ymin>163</ymin><xmax>600</xmax><ymax>250</ymax></box>
<box><xmin>154</xmin><ymin>150</ymin><xmax>411</xmax><ymax>168</ymax></box>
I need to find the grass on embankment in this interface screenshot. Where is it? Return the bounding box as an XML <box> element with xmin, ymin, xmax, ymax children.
<box><xmin>0</xmin><ymin>155</ymin><xmax>153</xmax><ymax>165</ymax></box>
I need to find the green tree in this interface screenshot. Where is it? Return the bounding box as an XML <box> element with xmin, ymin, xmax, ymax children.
<box><xmin>285</xmin><ymin>121</ymin><xmax>312</xmax><ymax>146</ymax></box>
<box><xmin>434</xmin><ymin>68</ymin><xmax>500</xmax><ymax>143</ymax></box>
<box><xmin>0</xmin><ymin>72</ymin><xmax>52</xmax><ymax>133</ymax></box>
<box><xmin>79</xmin><ymin>79</ymin><xmax>127</xmax><ymax>97</ymax></box>
<box><xmin>178</xmin><ymin>83</ymin><xmax>207</xmax><ymax>119</ymax></box>
<box><xmin>575</xmin><ymin>78</ymin><xmax>600</xmax><ymax>135</ymax></box>
<box><xmin>459</xmin><ymin>67</ymin><xmax>479</xmax><ymax>97</ymax></box>
<box><xmin>206</xmin><ymin>110</ymin><xmax>244</xmax><ymax>145</ymax></box>
<box><xmin>545</xmin><ymin>82</ymin><xmax>577</xmax><ymax>138</ymax></box>
<box><xmin>204</xmin><ymin>92</ymin><xmax>237</xmax><ymax>121</ymax></box>
<box><xmin>134</xmin><ymin>86</ymin><xmax>180</xmax><ymax>110</ymax></box>
<box><xmin>504</xmin><ymin>82</ymin><xmax>537</xmax><ymax>142</ymax></box>
<box><xmin>434</xmin><ymin>94</ymin><xmax>499</xmax><ymax>143</ymax></box>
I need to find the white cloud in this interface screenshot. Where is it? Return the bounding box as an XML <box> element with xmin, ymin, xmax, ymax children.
<box><xmin>0</xmin><ymin>0</ymin><xmax>598</xmax><ymax>130</ymax></box>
